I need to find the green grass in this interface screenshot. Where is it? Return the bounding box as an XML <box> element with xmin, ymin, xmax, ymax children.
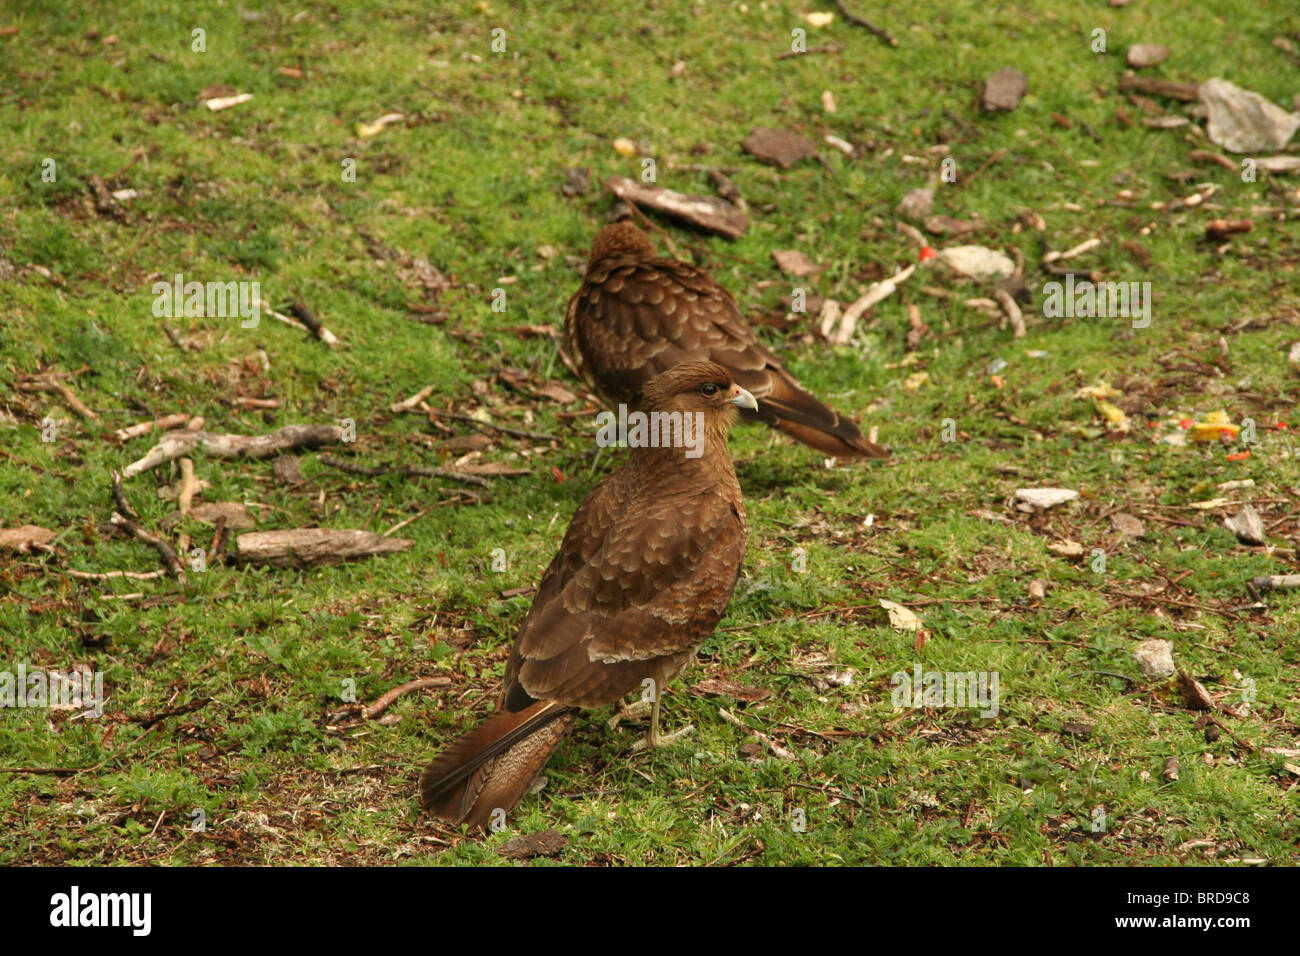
<box><xmin>2</xmin><ymin>0</ymin><xmax>1298</xmax><ymax>866</ymax></box>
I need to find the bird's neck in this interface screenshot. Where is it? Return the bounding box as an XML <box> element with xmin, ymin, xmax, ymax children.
<box><xmin>629</xmin><ymin>420</ymin><xmax>737</xmax><ymax>481</ymax></box>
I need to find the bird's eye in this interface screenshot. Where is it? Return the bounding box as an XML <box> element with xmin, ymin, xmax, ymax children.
<box><xmin>700</xmin><ymin>383</ymin><xmax>719</xmax><ymax>396</ymax></box>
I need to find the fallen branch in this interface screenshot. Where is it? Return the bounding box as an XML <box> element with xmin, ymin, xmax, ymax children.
<box><xmin>252</xmin><ymin>299</ymin><xmax>340</xmax><ymax>347</ymax></box>
<box><xmin>425</xmin><ymin>408</ymin><xmax>557</xmax><ymax>443</ymax></box>
<box><xmin>65</xmin><ymin>568</ymin><xmax>168</xmax><ymax>581</ymax></box>
<box><xmin>1042</xmin><ymin>237</ymin><xmax>1102</xmax><ymax>264</ymax></box>
<box><xmin>285</xmin><ymin>301</ymin><xmax>340</xmax><ymax>346</ymax></box>
<box><xmin>834</xmin><ymin>0</ymin><xmax>897</xmax><ymax>47</ymax></box>
<box><xmin>16</xmin><ymin>376</ymin><xmax>99</xmax><ymax>422</ymax></box>
<box><xmin>1189</xmin><ymin>149</ymin><xmax>1238</xmax><ymax>171</ymax></box>
<box><xmin>231</xmin><ymin>528</ymin><xmax>414</xmax><ymax>568</ymax></box>
<box><xmin>904</xmin><ymin>303</ymin><xmax>929</xmax><ymax>351</ymax></box>
<box><xmin>1117</xmin><ymin>75</ymin><xmax>1200</xmax><ymax>102</ymax></box>
<box><xmin>993</xmin><ymin>287</ymin><xmax>1026</xmax><ymax>338</ymax></box>
<box><xmin>832</xmin><ymin>264</ymin><xmax>916</xmax><ymax>344</ymax></box>
<box><xmin>114</xmin><ymin>413</ymin><xmax>189</xmax><ymax>443</ymax></box>
<box><xmin>110</xmin><ymin>512</ymin><xmax>186</xmax><ymax>579</ymax></box>
<box><xmin>961</xmin><ymin>147</ymin><xmax>1007</xmax><ymax>188</ymax></box>
<box><xmin>318</xmin><ymin>453</ymin><xmax>490</xmax><ymax>488</ymax></box>
<box><xmin>1252</xmin><ymin>574</ymin><xmax>1300</xmax><ymax>591</ymax></box>
<box><xmin>123</xmin><ymin>423</ymin><xmax>346</xmax><ymax>478</ymax></box>
<box><xmin>177</xmin><ymin>458</ymin><xmax>198</xmax><ymax>515</ymax></box>
<box><xmin>389</xmin><ymin>385</ymin><xmax>435</xmax><ymax>413</ymax></box>
<box><xmin>111</xmin><ymin>470</ymin><xmax>139</xmax><ymax>520</ymax></box>
<box><xmin>1206</xmin><ymin>219</ymin><xmax>1253</xmax><ymax>240</ymax></box>
<box><xmin>361</xmin><ymin>677</ymin><xmax>453</xmax><ymax>719</ymax></box>
<box><xmin>776</xmin><ymin>43</ymin><xmax>842</xmax><ymax>60</ymax></box>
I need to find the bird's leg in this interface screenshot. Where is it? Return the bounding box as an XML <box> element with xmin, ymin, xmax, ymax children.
<box><xmin>606</xmin><ymin>698</ymin><xmax>652</xmax><ymax>730</ymax></box>
<box><xmin>630</xmin><ymin>696</ymin><xmax>694</xmax><ymax>752</ymax></box>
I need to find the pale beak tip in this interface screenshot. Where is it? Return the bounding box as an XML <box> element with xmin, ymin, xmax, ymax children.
<box><xmin>731</xmin><ymin>387</ymin><xmax>758</xmax><ymax>411</ymax></box>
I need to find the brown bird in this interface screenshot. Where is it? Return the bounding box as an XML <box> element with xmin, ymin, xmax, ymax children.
<box><xmin>420</xmin><ymin>361</ymin><xmax>754</xmax><ymax>828</ymax></box>
<box><xmin>564</xmin><ymin>221</ymin><xmax>889</xmax><ymax>459</ymax></box>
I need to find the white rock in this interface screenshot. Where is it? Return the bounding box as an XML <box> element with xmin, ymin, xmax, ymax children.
<box><xmin>1014</xmin><ymin>488</ymin><xmax>1078</xmax><ymax>510</ymax></box>
<box><xmin>1225</xmin><ymin>504</ymin><xmax>1265</xmax><ymax>545</ymax></box>
<box><xmin>897</xmin><ymin>187</ymin><xmax>934</xmax><ymax>220</ymax></box>
<box><xmin>1133</xmin><ymin>638</ymin><xmax>1176</xmax><ymax>680</ymax></box>
<box><xmin>1126</xmin><ymin>44</ymin><xmax>1169</xmax><ymax>68</ymax></box>
<box><xmin>1199</xmin><ymin>77</ymin><xmax>1300</xmax><ymax>153</ymax></box>
<box><xmin>935</xmin><ymin>245</ymin><xmax>1016</xmax><ymax>281</ymax></box>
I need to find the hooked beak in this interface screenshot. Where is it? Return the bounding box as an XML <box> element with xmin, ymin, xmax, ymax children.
<box><xmin>729</xmin><ymin>384</ymin><xmax>758</xmax><ymax>411</ymax></box>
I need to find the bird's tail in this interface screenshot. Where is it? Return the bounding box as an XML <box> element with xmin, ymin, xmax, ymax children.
<box><xmin>419</xmin><ymin>699</ymin><xmax>574</xmax><ymax>829</ymax></box>
<box><xmin>749</xmin><ymin>372</ymin><xmax>890</xmax><ymax>459</ymax></box>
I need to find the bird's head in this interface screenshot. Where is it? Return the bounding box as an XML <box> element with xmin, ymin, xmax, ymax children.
<box><xmin>589</xmin><ymin>221</ymin><xmax>656</xmax><ymax>264</ymax></box>
<box><xmin>641</xmin><ymin>361</ymin><xmax>757</xmax><ymax>428</ymax></box>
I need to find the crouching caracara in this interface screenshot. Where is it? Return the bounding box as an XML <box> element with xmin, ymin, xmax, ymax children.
<box><xmin>564</xmin><ymin>221</ymin><xmax>889</xmax><ymax>459</ymax></box>
<box><xmin>419</xmin><ymin>361</ymin><xmax>754</xmax><ymax>828</ymax></box>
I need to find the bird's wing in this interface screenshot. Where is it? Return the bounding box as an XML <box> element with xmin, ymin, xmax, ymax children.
<box><xmin>504</xmin><ymin>471</ymin><xmax>745</xmax><ymax>709</ymax></box>
<box><xmin>569</xmin><ymin>255</ymin><xmax>888</xmax><ymax>458</ymax></box>
<box><xmin>569</xmin><ymin>256</ymin><xmax>777</xmax><ymax>402</ymax></box>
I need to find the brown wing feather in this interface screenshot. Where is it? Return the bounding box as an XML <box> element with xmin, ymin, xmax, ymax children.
<box><xmin>567</xmin><ymin>244</ymin><xmax>888</xmax><ymax>458</ymax></box>
<box><xmin>509</xmin><ymin>468</ymin><xmax>745</xmax><ymax>708</ymax></box>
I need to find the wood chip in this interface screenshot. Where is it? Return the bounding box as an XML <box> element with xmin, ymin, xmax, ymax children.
<box><xmin>771</xmin><ymin>249</ymin><xmax>821</xmax><ymax>277</ymax></box>
<box><xmin>499</xmin><ymin>829</ymin><xmax>568</xmax><ymax>859</ymax></box>
<box><xmin>0</xmin><ymin>525</ymin><xmax>57</xmax><ymax>554</ymax></box>
<box><xmin>604</xmin><ymin>176</ymin><xmax>748</xmax><ymax>238</ymax></box>
<box><xmin>205</xmin><ymin>92</ymin><xmax>253</xmax><ymax>111</ymax></box>
<box><xmin>741</xmin><ymin>127</ymin><xmax>818</xmax><ymax>169</ymax></box>
<box><xmin>1177</xmin><ymin>670</ymin><xmax>1216</xmax><ymax>711</ymax></box>
<box><xmin>981</xmin><ymin>67</ymin><xmax>1027</xmax><ymax>112</ymax></box>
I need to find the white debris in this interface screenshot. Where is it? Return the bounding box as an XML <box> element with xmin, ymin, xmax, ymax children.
<box><xmin>935</xmin><ymin>245</ymin><xmax>1016</xmax><ymax>281</ymax></box>
<box><xmin>1199</xmin><ymin>77</ymin><xmax>1300</xmax><ymax>153</ymax></box>
<box><xmin>1014</xmin><ymin>488</ymin><xmax>1078</xmax><ymax>510</ymax></box>
<box><xmin>1133</xmin><ymin>638</ymin><xmax>1176</xmax><ymax>681</ymax></box>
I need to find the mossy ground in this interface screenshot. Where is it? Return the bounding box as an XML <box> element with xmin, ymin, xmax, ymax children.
<box><xmin>1</xmin><ymin>1</ymin><xmax>1298</xmax><ymax>865</ymax></box>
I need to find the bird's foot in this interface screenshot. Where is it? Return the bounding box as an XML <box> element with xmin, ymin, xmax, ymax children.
<box><xmin>606</xmin><ymin>699</ymin><xmax>653</xmax><ymax>730</ymax></box>
<box><xmin>630</xmin><ymin>723</ymin><xmax>695</xmax><ymax>753</ymax></box>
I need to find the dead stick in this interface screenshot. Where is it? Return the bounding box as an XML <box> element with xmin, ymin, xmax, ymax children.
<box><xmin>425</xmin><ymin>409</ymin><xmax>558</xmax><ymax>443</ymax></box>
<box><xmin>178</xmin><ymin>458</ymin><xmax>197</xmax><ymax>515</ymax></box>
<box><xmin>1118</xmin><ymin>75</ymin><xmax>1200</xmax><ymax>102</ymax></box>
<box><xmin>318</xmin><ymin>454</ymin><xmax>490</xmax><ymax>488</ymax></box>
<box><xmin>110</xmin><ymin>513</ymin><xmax>185</xmax><ymax>579</ymax></box>
<box><xmin>123</xmin><ymin>424</ymin><xmax>345</xmax><ymax>478</ymax></box>
<box><xmin>111</xmin><ymin>470</ymin><xmax>139</xmax><ymax>520</ymax></box>
<box><xmin>776</xmin><ymin>44</ymin><xmax>842</xmax><ymax>60</ymax></box>
<box><xmin>115</xmin><ymin>413</ymin><xmax>189</xmax><ymax>443</ymax></box>
<box><xmin>65</xmin><ymin>568</ymin><xmax>168</xmax><ymax>581</ymax></box>
<box><xmin>1252</xmin><ymin>574</ymin><xmax>1300</xmax><ymax>591</ymax></box>
<box><xmin>362</xmin><ymin>677</ymin><xmax>453</xmax><ymax>719</ymax></box>
<box><xmin>993</xmin><ymin>288</ymin><xmax>1026</xmax><ymax>338</ymax></box>
<box><xmin>835</xmin><ymin>0</ymin><xmax>897</xmax><ymax>46</ymax></box>
<box><xmin>17</xmin><ymin>378</ymin><xmax>99</xmax><ymax>422</ymax></box>
<box><xmin>285</xmin><ymin>301</ymin><xmax>340</xmax><ymax>347</ymax></box>
<box><xmin>962</xmin><ymin>148</ymin><xmax>1008</xmax><ymax>188</ymax></box>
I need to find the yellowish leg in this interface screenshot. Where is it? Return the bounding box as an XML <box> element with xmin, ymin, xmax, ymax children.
<box><xmin>630</xmin><ymin>696</ymin><xmax>694</xmax><ymax>752</ymax></box>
